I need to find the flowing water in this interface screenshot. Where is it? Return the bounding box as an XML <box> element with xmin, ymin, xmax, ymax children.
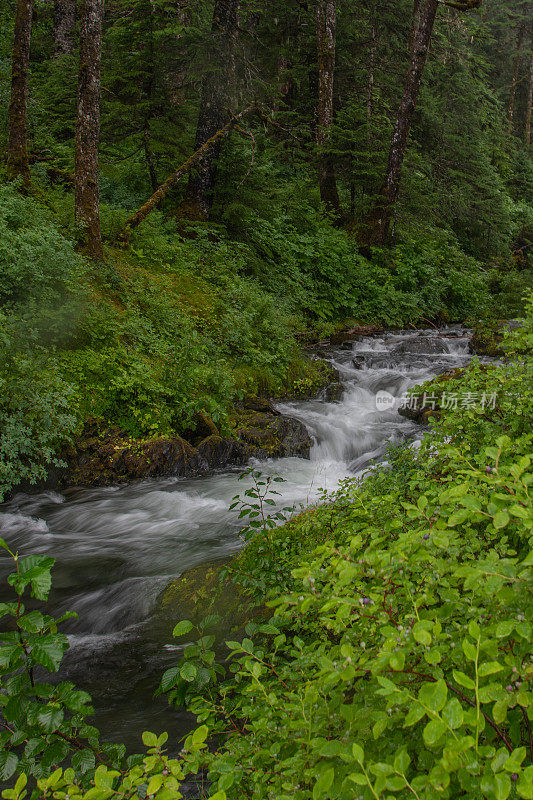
<box><xmin>0</xmin><ymin>328</ymin><xmax>474</xmax><ymax>751</ymax></box>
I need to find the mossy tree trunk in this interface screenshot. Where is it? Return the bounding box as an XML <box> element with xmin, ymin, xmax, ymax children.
<box><xmin>181</xmin><ymin>0</ymin><xmax>240</xmax><ymax>221</ymax></box>
<box><xmin>75</xmin><ymin>0</ymin><xmax>104</xmax><ymax>259</ymax></box>
<box><xmin>53</xmin><ymin>0</ymin><xmax>76</xmax><ymax>57</ymax></box>
<box><xmin>7</xmin><ymin>0</ymin><xmax>33</xmax><ymax>186</ymax></box>
<box><xmin>316</xmin><ymin>0</ymin><xmax>342</xmax><ymax>218</ymax></box>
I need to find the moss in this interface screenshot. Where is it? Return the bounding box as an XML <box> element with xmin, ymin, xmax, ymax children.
<box><xmin>469</xmin><ymin>322</ymin><xmax>505</xmax><ymax>357</ymax></box>
<box><xmin>158</xmin><ymin>558</ymin><xmax>264</xmax><ymax>639</ymax></box>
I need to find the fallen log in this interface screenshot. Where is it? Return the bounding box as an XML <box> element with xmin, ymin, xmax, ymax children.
<box><xmin>117</xmin><ymin>104</ymin><xmax>254</xmax><ymax>242</ymax></box>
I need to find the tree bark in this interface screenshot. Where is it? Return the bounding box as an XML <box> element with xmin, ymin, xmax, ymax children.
<box><xmin>508</xmin><ymin>23</ymin><xmax>525</xmax><ymax>136</ymax></box>
<box><xmin>75</xmin><ymin>0</ymin><xmax>104</xmax><ymax>259</ymax></box>
<box><xmin>7</xmin><ymin>0</ymin><xmax>33</xmax><ymax>186</ymax></box>
<box><xmin>409</xmin><ymin>0</ymin><xmax>423</xmax><ymax>54</ymax></box>
<box><xmin>525</xmin><ymin>21</ymin><xmax>533</xmax><ymax>148</ymax></box>
<box><xmin>119</xmin><ymin>105</ymin><xmax>253</xmax><ymax>239</ymax></box>
<box><xmin>316</xmin><ymin>0</ymin><xmax>341</xmax><ymax>217</ymax></box>
<box><xmin>53</xmin><ymin>0</ymin><xmax>76</xmax><ymax>57</ymax></box>
<box><xmin>181</xmin><ymin>0</ymin><xmax>240</xmax><ymax>220</ymax></box>
<box><xmin>165</xmin><ymin>0</ymin><xmax>192</xmax><ymax>107</ymax></box>
<box><xmin>366</xmin><ymin>0</ymin><xmax>439</xmax><ymax>244</ymax></box>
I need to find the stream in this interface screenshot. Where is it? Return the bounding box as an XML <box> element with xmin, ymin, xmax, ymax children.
<box><xmin>0</xmin><ymin>328</ymin><xmax>474</xmax><ymax>752</ymax></box>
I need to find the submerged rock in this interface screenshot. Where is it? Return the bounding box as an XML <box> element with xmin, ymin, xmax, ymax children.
<box><xmin>157</xmin><ymin>558</ymin><xmax>257</xmax><ymax>634</ymax></box>
<box><xmin>324</xmin><ymin>382</ymin><xmax>345</xmax><ymax>402</ymax></box>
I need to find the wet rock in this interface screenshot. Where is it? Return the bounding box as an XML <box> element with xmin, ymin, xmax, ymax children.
<box><xmin>241</xmin><ymin>396</ymin><xmax>281</xmax><ymax>415</ymax></box>
<box><xmin>62</xmin><ymin>427</ymin><xmax>204</xmax><ymax>487</ymax></box>
<box><xmin>397</xmin><ymin>366</ymin><xmax>491</xmax><ymax>424</ymax></box>
<box><xmin>57</xmin><ymin>406</ymin><xmax>311</xmax><ymax>489</ymax></box>
<box><xmin>330</xmin><ymin>325</ymin><xmax>384</xmax><ymax>346</ymax></box>
<box><xmin>324</xmin><ymin>382</ymin><xmax>345</xmax><ymax>402</ymax></box>
<box><xmin>392</xmin><ymin>337</ymin><xmax>449</xmax><ymax>355</ymax></box>
<box><xmin>232</xmin><ymin>410</ymin><xmax>311</xmax><ymax>460</ymax></box>
<box><xmin>196</xmin><ymin>435</ymin><xmax>244</xmax><ymax>470</ymax></box>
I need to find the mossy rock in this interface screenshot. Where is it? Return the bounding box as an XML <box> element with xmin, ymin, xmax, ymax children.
<box><xmin>231</xmin><ymin>409</ymin><xmax>311</xmax><ymax>459</ymax></box>
<box><xmin>157</xmin><ymin>558</ymin><xmax>264</xmax><ymax>641</ymax></box>
<box><xmin>469</xmin><ymin>322</ymin><xmax>506</xmax><ymax>357</ymax></box>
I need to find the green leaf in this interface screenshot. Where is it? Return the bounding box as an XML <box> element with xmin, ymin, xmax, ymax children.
<box><xmin>478</xmin><ymin>661</ymin><xmax>504</xmax><ymax>677</ymax></box>
<box><xmin>394</xmin><ymin>748</ymin><xmax>411</xmax><ymax>773</ymax></box>
<box><xmin>0</xmin><ymin>751</ymin><xmax>18</xmax><ymax>782</ymax></box>
<box><xmin>390</xmin><ymin>651</ymin><xmax>405</xmax><ymax>671</ymax></box>
<box><xmin>423</xmin><ymin>719</ymin><xmax>446</xmax><ymax>746</ymax></box>
<box><xmin>142</xmin><ymin>731</ymin><xmax>158</xmax><ymax>747</ymax></box>
<box><xmin>493</xmin><ymin>510</ymin><xmax>510</xmax><ymax>529</ymax></box>
<box><xmin>352</xmin><ymin>744</ymin><xmax>364</xmax><ymax>763</ymax></box>
<box><xmin>17</xmin><ymin>610</ymin><xmax>45</xmax><ymax>632</ymax></box>
<box><xmin>37</xmin><ymin>706</ymin><xmax>64</xmax><ymax>733</ymax></box>
<box><xmin>404</xmin><ymin>704</ymin><xmax>426</xmax><ymax>727</ymax></box>
<box><xmin>517</xmin><ymin>766</ymin><xmax>533</xmax><ymax>798</ymax></box>
<box><xmin>413</xmin><ymin>622</ymin><xmax>432</xmax><ymax>646</ymax></box>
<box><xmin>313</xmin><ymin>767</ymin><xmax>334</xmax><ymax>799</ymax></box>
<box><xmin>419</xmin><ymin>680</ymin><xmax>447</xmax><ymax>712</ymax></box>
<box><xmin>442</xmin><ymin>698</ymin><xmax>464</xmax><ymax>729</ymax></box>
<box><xmin>71</xmin><ymin>748</ymin><xmax>96</xmax><ymax>774</ymax></box>
<box><xmin>493</xmin><ymin>773</ymin><xmax>511</xmax><ymax>800</ymax></box>
<box><xmin>505</xmin><ymin>747</ymin><xmax>526</xmax><ymax>772</ymax></box>
<box><xmin>191</xmin><ymin>725</ymin><xmax>208</xmax><ymax>746</ymax></box>
<box><xmin>453</xmin><ymin>670</ymin><xmax>475</xmax><ymax>690</ymax></box>
<box><xmin>33</xmin><ymin>638</ymin><xmax>66</xmax><ymax>671</ymax></box>
<box><xmin>180</xmin><ymin>662</ymin><xmax>197</xmax><ymax>682</ymax></box>
<box><xmin>462</xmin><ymin>638</ymin><xmax>477</xmax><ymax>662</ymax></box>
<box><xmin>173</xmin><ymin>620</ymin><xmax>194</xmax><ymax>637</ymax></box>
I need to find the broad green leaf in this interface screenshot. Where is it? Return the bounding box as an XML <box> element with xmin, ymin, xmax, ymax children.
<box><xmin>180</xmin><ymin>662</ymin><xmax>197</xmax><ymax>682</ymax></box>
<box><xmin>173</xmin><ymin>620</ymin><xmax>194</xmax><ymax>637</ymax></box>
<box><xmin>313</xmin><ymin>767</ymin><xmax>334</xmax><ymax>799</ymax></box>
<box><xmin>453</xmin><ymin>670</ymin><xmax>475</xmax><ymax>690</ymax></box>
<box><xmin>423</xmin><ymin>719</ymin><xmax>446</xmax><ymax>746</ymax></box>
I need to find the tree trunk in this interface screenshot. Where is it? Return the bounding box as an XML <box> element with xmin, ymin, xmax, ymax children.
<box><xmin>75</xmin><ymin>0</ymin><xmax>104</xmax><ymax>259</ymax></box>
<box><xmin>7</xmin><ymin>0</ymin><xmax>33</xmax><ymax>185</ymax></box>
<box><xmin>367</xmin><ymin>2</ymin><xmax>377</xmax><ymax>133</ymax></box>
<box><xmin>366</xmin><ymin>0</ymin><xmax>439</xmax><ymax>244</ymax></box>
<box><xmin>409</xmin><ymin>0</ymin><xmax>423</xmax><ymax>53</ymax></box>
<box><xmin>53</xmin><ymin>0</ymin><xmax>76</xmax><ymax>56</ymax></box>
<box><xmin>181</xmin><ymin>0</ymin><xmax>240</xmax><ymax>220</ymax></box>
<box><xmin>525</xmin><ymin>21</ymin><xmax>533</xmax><ymax>149</ymax></box>
<box><xmin>508</xmin><ymin>23</ymin><xmax>525</xmax><ymax>136</ymax></box>
<box><xmin>316</xmin><ymin>0</ymin><xmax>341</xmax><ymax>217</ymax></box>
<box><xmin>165</xmin><ymin>0</ymin><xmax>192</xmax><ymax>107</ymax></box>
